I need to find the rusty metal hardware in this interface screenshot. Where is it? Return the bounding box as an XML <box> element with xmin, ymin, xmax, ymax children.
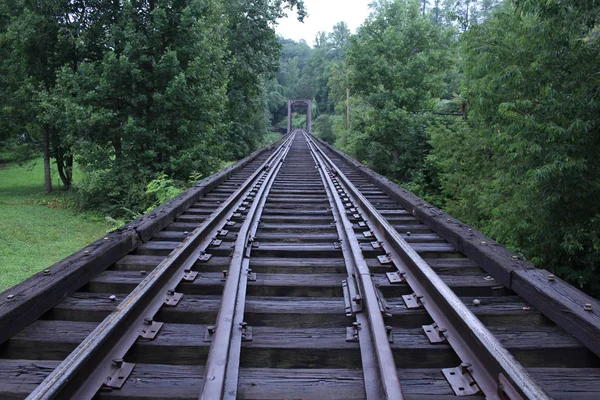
<box><xmin>423</xmin><ymin>323</ymin><xmax>448</xmax><ymax>344</ymax></box>
<box><xmin>378</xmin><ymin>254</ymin><xmax>393</xmax><ymax>264</ymax></box>
<box><xmin>240</xmin><ymin>322</ymin><xmax>253</xmax><ymax>342</ymax></box>
<box><xmin>164</xmin><ymin>290</ymin><xmax>183</xmax><ymax>307</ymax></box>
<box><xmin>139</xmin><ymin>318</ymin><xmax>163</xmax><ymax>340</ymax></box>
<box><xmin>182</xmin><ymin>269</ymin><xmax>198</xmax><ymax>282</ymax></box>
<box><xmin>103</xmin><ymin>359</ymin><xmax>134</xmax><ymax>389</ymax></box>
<box><xmin>342</xmin><ymin>279</ymin><xmax>363</xmax><ymax>316</ymax></box>
<box><xmin>248</xmin><ymin>269</ymin><xmax>256</xmax><ymax>282</ymax></box>
<box><xmin>198</xmin><ymin>252</ymin><xmax>212</xmax><ymax>262</ymax></box>
<box><xmin>346</xmin><ymin>322</ymin><xmax>361</xmax><ymax>342</ymax></box>
<box><xmin>204</xmin><ymin>325</ymin><xmax>216</xmax><ymax>342</ymax></box>
<box><xmin>385</xmin><ymin>325</ymin><xmax>394</xmax><ymax>343</ymax></box>
<box><xmin>443</xmin><ymin>363</ymin><xmax>481</xmax><ymax>396</ymax></box>
<box><xmin>402</xmin><ymin>293</ymin><xmax>424</xmax><ymax>309</ymax></box>
<box><xmin>386</xmin><ymin>271</ymin><xmax>406</xmax><ymax>284</ymax></box>
<box><xmin>221</xmin><ymin>270</ymin><xmax>229</xmax><ymax>281</ymax></box>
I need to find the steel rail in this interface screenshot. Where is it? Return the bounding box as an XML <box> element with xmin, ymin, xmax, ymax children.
<box><xmin>200</xmin><ymin>131</ymin><xmax>295</xmax><ymax>399</ymax></box>
<box><xmin>304</xmin><ymin>131</ymin><xmax>551</xmax><ymax>400</ymax></box>
<box><xmin>305</xmin><ymin>133</ymin><xmax>405</xmax><ymax>400</ymax></box>
<box><xmin>26</xmin><ymin>133</ymin><xmax>295</xmax><ymax>400</ymax></box>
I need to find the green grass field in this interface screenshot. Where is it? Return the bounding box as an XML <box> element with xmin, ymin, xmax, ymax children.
<box><xmin>0</xmin><ymin>158</ymin><xmax>116</xmax><ymax>292</ymax></box>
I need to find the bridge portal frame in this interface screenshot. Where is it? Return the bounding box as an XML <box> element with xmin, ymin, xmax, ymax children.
<box><xmin>287</xmin><ymin>99</ymin><xmax>312</xmax><ymax>133</ymax></box>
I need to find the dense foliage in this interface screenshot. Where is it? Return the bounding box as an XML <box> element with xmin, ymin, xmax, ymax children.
<box><xmin>0</xmin><ymin>0</ymin><xmax>304</xmax><ymax>216</ymax></box>
<box><xmin>275</xmin><ymin>0</ymin><xmax>600</xmax><ymax>296</ymax></box>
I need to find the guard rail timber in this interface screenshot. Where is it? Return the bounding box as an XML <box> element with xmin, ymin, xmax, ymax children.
<box><xmin>0</xmin><ymin>136</ymin><xmax>287</xmax><ymax>345</ymax></box>
<box><xmin>312</xmin><ymin>134</ymin><xmax>600</xmax><ymax>358</ymax></box>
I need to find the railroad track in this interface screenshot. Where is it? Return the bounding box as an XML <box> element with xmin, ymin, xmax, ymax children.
<box><xmin>1</xmin><ymin>130</ymin><xmax>599</xmax><ymax>399</ymax></box>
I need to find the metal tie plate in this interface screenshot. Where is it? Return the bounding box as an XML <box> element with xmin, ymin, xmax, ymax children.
<box><xmin>198</xmin><ymin>252</ymin><xmax>212</xmax><ymax>262</ymax></box>
<box><xmin>211</xmin><ymin>239</ymin><xmax>223</xmax><ymax>247</ymax></box>
<box><xmin>363</xmin><ymin>231</ymin><xmax>374</xmax><ymax>238</ymax></box>
<box><xmin>353</xmin><ymin>213</ymin><xmax>361</xmax><ymax>220</ymax></box>
<box><xmin>103</xmin><ymin>360</ymin><xmax>135</xmax><ymax>389</ymax></box>
<box><xmin>402</xmin><ymin>293</ymin><xmax>423</xmax><ymax>309</ymax></box>
<box><xmin>386</xmin><ymin>271</ymin><xmax>405</xmax><ymax>284</ymax></box>
<box><xmin>164</xmin><ymin>290</ymin><xmax>183</xmax><ymax>307</ymax></box>
<box><xmin>358</xmin><ymin>221</ymin><xmax>367</xmax><ymax>227</ymax></box>
<box><xmin>371</xmin><ymin>241</ymin><xmax>382</xmax><ymax>249</ymax></box>
<box><xmin>442</xmin><ymin>363</ymin><xmax>481</xmax><ymax>396</ymax></box>
<box><xmin>139</xmin><ymin>320</ymin><xmax>163</xmax><ymax>340</ymax></box>
<box><xmin>422</xmin><ymin>323</ymin><xmax>447</xmax><ymax>344</ymax></box>
<box><xmin>377</xmin><ymin>254</ymin><xmax>392</xmax><ymax>264</ymax></box>
<box><xmin>346</xmin><ymin>324</ymin><xmax>360</xmax><ymax>342</ymax></box>
<box><xmin>218</xmin><ymin>229</ymin><xmax>229</xmax><ymax>237</ymax></box>
<box><xmin>226</xmin><ymin>220</ymin><xmax>236</xmax><ymax>226</ymax></box>
<box><xmin>182</xmin><ymin>269</ymin><xmax>199</xmax><ymax>282</ymax></box>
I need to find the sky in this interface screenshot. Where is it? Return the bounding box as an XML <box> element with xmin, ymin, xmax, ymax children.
<box><xmin>276</xmin><ymin>0</ymin><xmax>373</xmax><ymax>46</ymax></box>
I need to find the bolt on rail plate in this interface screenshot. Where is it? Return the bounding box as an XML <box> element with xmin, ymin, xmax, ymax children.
<box><xmin>103</xmin><ymin>361</ymin><xmax>135</xmax><ymax>389</ymax></box>
<box><xmin>358</xmin><ymin>221</ymin><xmax>367</xmax><ymax>227</ymax></box>
<box><xmin>164</xmin><ymin>291</ymin><xmax>183</xmax><ymax>306</ymax></box>
<box><xmin>218</xmin><ymin>229</ymin><xmax>229</xmax><ymax>237</ymax></box>
<box><xmin>211</xmin><ymin>239</ymin><xmax>223</xmax><ymax>247</ymax></box>
<box><xmin>442</xmin><ymin>364</ymin><xmax>481</xmax><ymax>396</ymax></box>
<box><xmin>204</xmin><ymin>326</ymin><xmax>216</xmax><ymax>342</ymax></box>
<box><xmin>139</xmin><ymin>320</ymin><xmax>163</xmax><ymax>340</ymax></box>
<box><xmin>363</xmin><ymin>231</ymin><xmax>374</xmax><ymax>238</ymax></box>
<box><xmin>182</xmin><ymin>269</ymin><xmax>199</xmax><ymax>282</ymax></box>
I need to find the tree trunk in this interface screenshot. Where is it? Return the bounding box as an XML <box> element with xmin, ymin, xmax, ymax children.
<box><xmin>346</xmin><ymin>88</ymin><xmax>351</xmax><ymax>131</ymax></box>
<box><xmin>393</xmin><ymin>149</ymin><xmax>399</xmax><ymax>164</ymax></box>
<box><xmin>43</xmin><ymin>123</ymin><xmax>52</xmax><ymax>193</ymax></box>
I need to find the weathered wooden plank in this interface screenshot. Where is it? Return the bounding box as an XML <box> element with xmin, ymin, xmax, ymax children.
<box><xmin>512</xmin><ymin>268</ymin><xmax>600</xmax><ymax>358</ymax></box>
<box><xmin>84</xmin><ymin>270</ymin><xmax>511</xmax><ymax>297</ymax></box>
<box><xmin>4</xmin><ymin>320</ymin><xmax>591</xmax><ymax>369</ymax></box>
<box><xmin>2</xmin><ymin>361</ymin><xmax>599</xmax><ymax>400</ymax></box>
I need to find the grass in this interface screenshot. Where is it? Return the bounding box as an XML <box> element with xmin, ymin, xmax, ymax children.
<box><xmin>0</xmin><ymin>157</ymin><xmax>117</xmax><ymax>292</ymax></box>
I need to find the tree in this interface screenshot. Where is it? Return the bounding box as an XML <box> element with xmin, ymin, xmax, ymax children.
<box><xmin>346</xmin><ymin>0</ymin><xmax>454</xmax><ymax>181</ymax></box>
<box><xmin>438</xmin><ymin>0</ymin><xmax>600</xmax><ymax>293</ymax></box>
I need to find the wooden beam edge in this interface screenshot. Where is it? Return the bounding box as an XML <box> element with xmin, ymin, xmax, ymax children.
<box><xmin>312</xmin><ymin>136</ymin><xmax>600</xmax><ymax>357</ymax></box>
<box><xmin>0</xmin><ymin>138</ymin><xmax>283</xmax><ymax>344</ymax></box>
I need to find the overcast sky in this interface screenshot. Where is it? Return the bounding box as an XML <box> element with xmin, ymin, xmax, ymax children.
<box><xmin>276</xmin><ymin>0</ymin><xmax>373</xmax><ymax>45</ymax></box>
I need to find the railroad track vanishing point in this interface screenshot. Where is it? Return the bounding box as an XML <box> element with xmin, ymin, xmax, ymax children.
<box><xmin>0</xmin><ymin>130</ymin><xmax>599</xmax><ymax>399</ymax></box>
